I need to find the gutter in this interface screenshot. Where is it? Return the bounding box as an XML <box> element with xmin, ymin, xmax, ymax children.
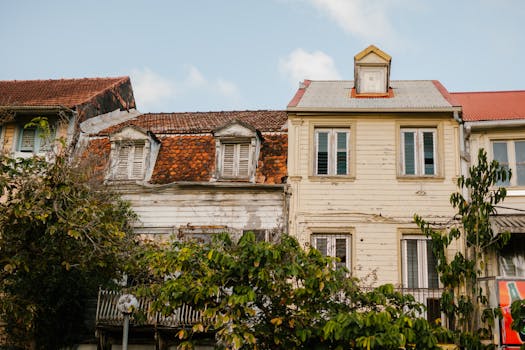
<box><xmin>111</xmin><ymin>181</ymin><xmax>286</xmax><ymax>194</ymax></box>
<box><xmin>464</xmin><ymin>119</ymin><xmax>525</xmax><ymax>130</ymax></box>
<box><xmin>287</xmin><ymin>106</ymin><xmax>462</xmax><ymax>114</ymax></box>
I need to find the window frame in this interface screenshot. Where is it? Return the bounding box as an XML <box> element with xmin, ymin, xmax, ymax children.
<box><xmin>491</xmin><ymin>139</ymin><xmax>525</xmax><ymax>187</ymax></box>
<box><xmin>401</xmin><ymin>235</ymin><xmax>439</xmax><ymax>289</ymax></box>
<box><xmin>357</xmin><ymin>66</ymin><xmax>387</xmax><ymax>94</ymax></box>
<box><xmin>111</xmin><ymin>140</ymin><xmax>148</xmax><ymax>181</ymax></box>
<box><xmin>219</xmin><ymin>140</ymin><xmax>253</xmax><ymax>180</ymax></box>
<box><xmin>15</xmin><ymin>122</ymin><xmax>57</xmax><ymax>154</ymax></box>
<box><xmin>314</xmin><ymin>128</ymin><xmax>351</xmax><ymax>177</ymax></box>
<box><xmin>311</xmin><ymin>233</ymin><xmax>352</xmax><ymax>271</ymax></box>
<box><xmin>399</xmin><ymin>127</ymin><xmax>438</xmax><ymax>177</ymax></box>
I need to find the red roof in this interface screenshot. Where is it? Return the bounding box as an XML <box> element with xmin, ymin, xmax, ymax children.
<box><xmin>0</xmin><ymin>77</ymin><xmax>130</xmax><ymax>108</ymax></box>
<box><xmin>99</xmin><ymin>110</ymin><xmax>288</xmax><ymax>135</ymax></box>
<box><xmin>450</xmin><ymin>91</ymin><xmax>525</xmax><ymax>122</ymax></box>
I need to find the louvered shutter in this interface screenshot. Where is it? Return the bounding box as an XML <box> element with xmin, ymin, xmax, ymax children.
<box><xmin>20</xmin><ymin>128</ymin><xmax>36</xmax><ymax>152</ymax></box>
<box><xmin>116</xmin><ymin>145</ymin><xmax>131</xmax><ymax>179</ymax></box>
<box><xmin>222</xmin><ymin>144</ymin><xmax>235</xmax><ymax>177</ymax></box>
<box><xmin>131</xmin><ymin>143</ymin><xmax>145</xmax><ymax>179</ymax></box>
<box><xmin>237</xmin><ymin>143</ymin><xmax>250</xmax><ymax>177</ymax></box>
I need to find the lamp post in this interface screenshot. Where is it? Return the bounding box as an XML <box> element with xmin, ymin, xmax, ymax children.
<box><xmin>117</xmin><ymin>294</ymin><xmax>138</xmax><ymax>350</ymax></box>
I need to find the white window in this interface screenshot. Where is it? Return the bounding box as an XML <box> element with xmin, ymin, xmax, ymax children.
<box><xmin>114</xmin><ymin>142</ymin><xmax>146</xmax><ymax>180</ymax></box>
<box><xmin>358</xmin><ymin>67</ymin><xmax>386</xmax><ymax>94</ymax></box>
<box><xmin>315</xmin><ymin>128</ymin><xmax>350</xmax><ymax>176</ymax></box>
<box><xmin>312</xmin><ymin>234</ymin><xmax>351</xmax><ymax>270</ymax></box>
<box><xmin>401</xmin><ymin>128</ymin><xmax>437</xmax><ymax>176</ymax></box>
<box><xmin>220</xmin><ymin>142</ymin><xmax>252</xmax><ymax>179</ymax></box>
<box><xmin>492</xmin><ymin>140</ymin><xmax>525</xmax><ymax>186</ymax></box>
<box><xmin>401</xmin><ymin>236</ymin><xmax>439</xmax><ymax>289</ymax></box>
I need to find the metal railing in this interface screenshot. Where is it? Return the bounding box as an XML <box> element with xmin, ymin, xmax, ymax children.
<box><xmin>97</xmin><ymin>287</ymin><xmax>447</xmax><ymax>328</ymax></box>
<box><xmin>397</xmin><ymin>287</ymin><xmax>444</xmax><ymax>323</ymax></box>
<box><xmin>96</xmin><ymin>289</ymin><xmax>202</xmax><ymax>328</ymax></box>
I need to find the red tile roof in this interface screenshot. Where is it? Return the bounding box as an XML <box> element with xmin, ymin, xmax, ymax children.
<box><xmin>85</xmin><ymin>110</ymin><xmax>288</xmax><ymax>185</ymax></box>
<box><xmin>450</xmin><ymin>91</ymin><xmax>525</xmax><ymax>122</ymax></box>
<box><xmin>287</xmin><ymin>80</ymin><xmax>311</xmax><ymax>108</ymax></box>
<box><xmin>0</xmin><ymin>77</ymin><xmax>131</xmax><ymax>108</ymax></box>
<box><xmin>98</xmin><ymin>110</ymin><xmax>288</xmax><ymax>135</ymax></box>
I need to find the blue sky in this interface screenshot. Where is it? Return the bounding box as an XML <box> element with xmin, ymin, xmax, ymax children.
<box><xmin>1</xmin><ymin>0</ymin><xmax>524</xmax><ymax>113</ymax></box>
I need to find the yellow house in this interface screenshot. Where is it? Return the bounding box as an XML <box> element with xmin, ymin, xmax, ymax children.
<box><xmin>286</xmin><ymin>46</ymin><xmax>463</xmax><ymax>319</ymax></box>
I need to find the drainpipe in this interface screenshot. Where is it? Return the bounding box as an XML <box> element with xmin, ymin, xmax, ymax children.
<box><xmin>454</xmin><ymin>110</ymin><xmax>468</xmax><ymax>199</ymax></box>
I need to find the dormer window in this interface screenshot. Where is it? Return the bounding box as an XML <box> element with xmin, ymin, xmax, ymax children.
<box><xmin>220</xmin><ymin>141</ymin><xmax>252</xmax><ymax>179</ymax></box>
<box><xmin>213</xmin><ymin>120</ymin><xmax>260</xmax><ymax>182</ymax></box>
<box><xmin>354</xmin><ymin>45</ymin><xmax>391</xmax><ymax>96</ymax></box>
<box><xmin>114</xmin><ymin>141</ymin><xmax>146</xmax><ymax>180</ymax></box>
<box><xmin>108</xmin><ymin>126</ymin><xmax>160</xmax><ymax>182</ymax></box>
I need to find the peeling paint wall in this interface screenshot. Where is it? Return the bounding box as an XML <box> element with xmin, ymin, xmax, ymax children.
<box><xmin>121</xmin><ymin>186</ymin><xmax>286</xmax><ymax>240</ymax></box>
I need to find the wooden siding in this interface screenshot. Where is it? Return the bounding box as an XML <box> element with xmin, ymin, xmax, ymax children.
<box><xmin>122</xmin><ymin>187</ymin><xmax>285</xmax><ymax>237</ymax></box>
<box><xmin>288</xmin><ymin>113</ymin><xmax>460</xmax><ymax>285</ymax></box>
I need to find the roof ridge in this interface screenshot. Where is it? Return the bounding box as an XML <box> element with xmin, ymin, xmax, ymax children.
<box><xmin>0</xmin><ymin>76</ymin><xmax>129</xmax><ymax>83</ymax></box>
<box><xmin>140</xmin><ymin>109</ymin><xmax>286</xmax><ymax>115</ymax></box>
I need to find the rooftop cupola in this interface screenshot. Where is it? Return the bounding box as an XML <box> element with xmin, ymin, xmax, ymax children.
<box><xmin>354</xmin><ymin>45</ymin><xmax>391</xmax><ymax>96</ymax></box>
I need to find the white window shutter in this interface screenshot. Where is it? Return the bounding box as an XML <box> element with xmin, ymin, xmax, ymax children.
<box><xmin>222</xmin><ymin>144</ymin><xmax>235</xmax><ymax>177</ymax></box>
<box><xmin>237</xmin><ymin>143</ymin><xmax>250</xmax><ymax>177</ymax></box>
<box><xmin>116</xmin><ymin>145</ymin><xmax>131</xmax><ymax>180</ymax></box>
<box><xmin>131</xmin><ymin>143</ymin><xmax>145</xmax><ymax>179</ymax></box>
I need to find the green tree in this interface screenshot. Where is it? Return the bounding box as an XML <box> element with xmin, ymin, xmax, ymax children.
<box><xmin>415</xmin><ymin>149</ymin><xmax>510</xmax><ymax>347</ymax></box>
<box><xmin>140</xmin><ymin>232</ymin><xmax>445</xmax><ymax>349</ymax></box>
<box><xmin>0</xmin><ymin>120</ymin><xmax>138</xmax><ymax>349</ymax></box>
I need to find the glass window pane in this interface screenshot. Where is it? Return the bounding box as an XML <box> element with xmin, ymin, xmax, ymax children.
<box><xmin>315</xmin><ymin>238</ymin><xmax>328</xmax><ymax>256</ymax></box>
<box><xmin>406</xmin><ymin>240</ymin><xmax>419</xmax><ymax>288</ymax></box>
<box><xmin>423</xmin><ymin>132</ymin><xmax>435</xmax><ymax>175</ymax></box>
<box><xmin>336</xmin><ymin>132</ymin><xmax>348</xmax><ymax>175</ymax></box>
<box><xmin>493</xmin><ymin>142</ymin><xmax>510</xmax><ymax>186</ymax></box>
<box><xmin>335</xmin><ymin>238</ymin><xmax>347</xmax><ymax>268</ymax></box>
<box><xmin>515</xmin><ymin>141</ymin><xmax>525</xmax><ymax>186</ymax></box>
<box><xmin>403</xmin><ymin>132</ymin><xmax>415</xmax><ymax>175</ymax></box>
<box><xmin>426</xmin><ymin>241</ymin><xmax>439</xmax><ymax>289</ymax></box>
<box><xmin>317</xmin><ymin>132</ymin><xmax>328</xmax><ymax>175</ymax></box>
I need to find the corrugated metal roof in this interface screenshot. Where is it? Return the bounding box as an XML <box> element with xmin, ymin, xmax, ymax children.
<box><xmin>491</xmin><ymin>215</ymin><xmax>525</xmax><ymax>233</ymax></box>
<box><xmin>451</xmin><ymin>91</ymin><xmax>525</xmax><ymax>122</ymax></box>
<box><xmin>288</xmin><ymin>80</ymin><xmax>456</xmax><ymax>111</ymax></box>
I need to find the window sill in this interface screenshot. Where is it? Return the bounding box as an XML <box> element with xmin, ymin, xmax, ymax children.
<box><xmin>397</xmin><ymin>175</ymin><xmax>445</xmax><ymax>182</ymax></box>
<box><xmin>308</xmin><ymin>175</ymin><xmax>355</xmax><ymax>182</ymax></box>
<box><xmin>506</xmin><ymin>188</ymin><xmax>525</xmax><ymax>197</ymax></box>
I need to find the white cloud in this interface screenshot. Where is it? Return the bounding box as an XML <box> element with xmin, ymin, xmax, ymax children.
<box><xmin>130</xmin><ymin>66</ymin><xmax>241</xmax><ymax>112</ymax></box>
<box><xmin>130</xmin><ymin>67</ymin><xmax>176</xmax><ymax>109</ymax></box>
<box><xmin>308</xmin><ymin>0</ymin><xmax>396</xmax><ymax>43</ymax></box>
<box><xmin>279</xmin><ymin>48</ymin><xmax>341</xmax><ymax>86</ymax></box>
<box><xmin>216</xmin><ymin>79</ymin><xmax>240</xmax><ymax>98</ymax></box>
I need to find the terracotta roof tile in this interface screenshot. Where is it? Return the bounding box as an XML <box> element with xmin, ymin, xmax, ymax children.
<box><xmin>84</xmin><ymin>110</ymin><xmax>288</xmax><ymax>185</ymax></box>
<box><xmin>0</xmin><ymin>77</ymin><xmax>130</xmax><ymax>108</ymax></box>
<box><xmin>450</xmin><ymin>91</ymin><xmax>525</xmax><ymax>122</ymax></box>
<box><xmin>98</xmin><ymin>110</ymin><xmax>287</xmax><ymax>135</ymax></box>
<box><xmin>151</xmin><ymin>135</ymin><xmax>216</xmax><ymax>183</ymax></box>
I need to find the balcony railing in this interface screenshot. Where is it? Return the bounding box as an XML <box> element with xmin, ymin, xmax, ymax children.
<box><xmin>96</xmin><ymin>289</ymin><xmax>202</xmax><ymax>328</ymax></box>
<box><xmin>397</xmin><ymin>287</ymin><xmax>444</xmax><ymax>323</ymax></box>
<box><xmin>97</xmin><ymin>287</ymin><xmax>446</xmax><ymax>329</ymax></box>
